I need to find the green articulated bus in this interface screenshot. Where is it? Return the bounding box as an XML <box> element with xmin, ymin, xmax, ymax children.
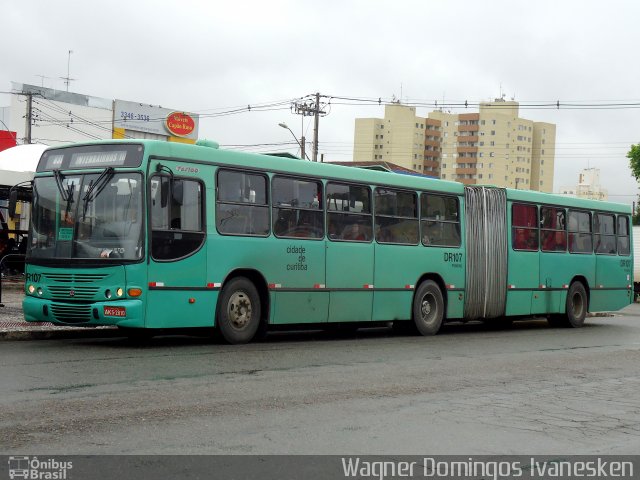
<box><xmin>21</xmin><ymin>140</ymin><xmax>633</xmax><ymax>343</ymax></box>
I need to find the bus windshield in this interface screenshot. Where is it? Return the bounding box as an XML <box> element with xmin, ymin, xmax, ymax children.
<box><xmin>29</xmin><ymin>172</ymin><xmax>143</xmax><ymax>261</ymax></box>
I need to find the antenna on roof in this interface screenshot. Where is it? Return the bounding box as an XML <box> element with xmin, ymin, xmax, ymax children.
<box><xmin>60</xmin><ymin>50</ymin><xmax>77</xmax><ymax>92</ymax></box>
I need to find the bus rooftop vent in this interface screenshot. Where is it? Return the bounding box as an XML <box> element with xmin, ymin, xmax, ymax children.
<box><xmin>196</xmin><ymin>139</ymin><xmax>220</xmax><ymax>149</ymax></box>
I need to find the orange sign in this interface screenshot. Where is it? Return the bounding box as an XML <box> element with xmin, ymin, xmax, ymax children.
<box><xmin>165</xmin><ymin>112</ymin><xmax>195</xmax><ymax>137</ymax></box>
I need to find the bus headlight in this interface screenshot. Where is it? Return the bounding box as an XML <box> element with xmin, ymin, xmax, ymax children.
<box><xmin>105</xmin><ymin>289</ymin><xmax>112</xmax><ymax>299</ymax></box>
<box><xmin>28</xmin><ymin>285</ymin><xmax>36</xmax><ymax>294</ymax></box>
<box><xmin>37</xmin><ymin>287</ymin><xmax>43</xmax><ymax>296</ymax></box>
<box><xmin>116</xmin><ymin>288</ymin><xmax>124</xmax><ymax>297</ymax></box>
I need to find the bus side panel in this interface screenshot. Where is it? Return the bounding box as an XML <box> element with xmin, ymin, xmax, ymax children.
<box><xmin>591</xmin><ymin>254</ymin><xmax>632</xmax><ymax>311</ymax></box>
<box><xmin>212</xmin><ymin>236</ymin><xmax>328</xmax><ymax>325</ymax></box>
<box><xmin>146</xmin><ymin>241</ymin><xmax>212</xmax><ymax>329</ymax></box>
<box><xmin>506</xmin><ymin>249</ymin><xmax>538</xmax><ymax>316</ymax></box>
<box><xmin>271</xmin><ymin>239</ymin><xmax>328</xmax><ymax>324</ymax></box>
<box><xmin>326</xmin><ymin>241</ymin><xmax>373</xmax><ymax>322</ymax></box>
<box><xmin>534</xmin><ymin>252</ymin><xmax>572</xmax><ymax>314</ymax></box>
<box><xmin>372</xmin><ymin>244</ymin><xmax>466</xmax><ymax>321</ymax></box>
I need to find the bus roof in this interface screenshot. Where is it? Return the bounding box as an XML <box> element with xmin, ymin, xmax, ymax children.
<box><xmin>39</xmin><ymin>139</ymin><xmax>631</xmax><ymax>214</ymax></box>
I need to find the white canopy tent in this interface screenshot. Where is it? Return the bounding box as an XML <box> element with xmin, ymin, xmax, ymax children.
<box><xmin>0</xmin><ymin>144</ymin><xmax>47</xmax><ymax>232</ymax></box>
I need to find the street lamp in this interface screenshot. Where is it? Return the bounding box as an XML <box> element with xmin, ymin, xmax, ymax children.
<box><xmin>279</xmin><ymin>122</ymin><xmax>310</xmax><ymax>160</ymax></box>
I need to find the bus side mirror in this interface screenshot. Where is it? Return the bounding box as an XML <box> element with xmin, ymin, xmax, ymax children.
<box><xmin>8</xmin><ymin>189</ymin><xmax>18</xmax><ymax>219</ymax></box>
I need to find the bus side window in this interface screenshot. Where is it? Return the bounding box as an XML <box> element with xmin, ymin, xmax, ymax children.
<box><xmin>151</xmin><ymin>175</ymin><xmax>205</xmax><ymax>260</ymax></box>
<box><xmin>617</xmin><ymin>216</ymin><xmax>630</xmax><ymax>255</ymax></box>
<box><xmin>512</xmin><ymin>203</ymin><xmax>538</xmax><ymax>251</ymax></box>
<box><xmin>327</xmin><ymin>182</ymin><xmax>372</xmax><ymax>243</ymax></box>
<box><xmin>272</xmin><ymin>176</ymin><xmax>323</xmax><ymax>239</ymax></box>
<box><xmin>374</xmin><ymin>188</ymin><xmax>418</xmax><ymax>245</ymax></box>
<box><xmin>216</xmin><ymin>170</ymin><xmax>269</xmax><ymax>236</ymax></box>
<box><xmin>568</xmin><ymin>210</ymin><xmax>592</xmax><ymax>253</ymax></box>
<box><xmin>420</xmin><ymin>193</ymin><xmax>461</xmax><ymax>247</ymax></box>
<box><xmin>594</xmin><ymin>213</ymin><xmax>616</xmax><ymax>255</ymax></box>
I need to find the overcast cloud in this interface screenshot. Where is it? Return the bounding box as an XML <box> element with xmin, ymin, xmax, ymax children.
<box><xmin>2</xmin><ymin>0</ymin><xmax>639</xmax><ymax>205</ymax></box>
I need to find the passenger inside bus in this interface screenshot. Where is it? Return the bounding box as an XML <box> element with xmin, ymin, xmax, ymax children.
<box><xmin>542</xmin><ymin>230</ymin><xmax>566</xmax><ymax>251</ymax></box>
<box><xmin>341</xmin><ymin>223</ymin><xmax>366</xmax><ymax>241</ymax></box>
<box><xmin>513</xmin><ymin>228</ymin><xmax>537</xmax><ymax>250</ymax></box>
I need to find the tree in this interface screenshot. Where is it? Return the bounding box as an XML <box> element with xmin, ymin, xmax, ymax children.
<box><xmin>627</xmin><ymin>144</ymin><xmax>640</xmax><ymax>181</ymax></box>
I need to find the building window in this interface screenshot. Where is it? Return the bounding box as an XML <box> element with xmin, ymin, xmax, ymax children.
<box><xmin>491</xmin><ymin>130</ymin><xmax>495</xmax><ymax>135</ymax></box>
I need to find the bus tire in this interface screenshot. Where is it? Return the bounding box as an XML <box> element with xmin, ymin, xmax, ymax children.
<box><xmin>549</xmin><ymin>281</ymin><xmax>588</xmax><ymax>328</ymax></box>
<box><xmin>565</xmin><ymin>281</ymin><xmax>587</xmax><ymax>328</ymax></box>
<box><xmin>412</xmin><ymin>280</ymin><xmax>444</xmax><ymax>335</ymax></box>
<box><xmin>217</xmin><ymin>277</ymin><xmax>261</xmax><ymax>344</ymax></box>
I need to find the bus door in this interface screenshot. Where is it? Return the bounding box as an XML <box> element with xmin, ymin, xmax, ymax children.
<box><xmin>507</xmin><ymin>203</ymin><xmax>539</xmax><ymax>316</ymax></box>
<box><xmin>145</xmin><ymin>163</ymin><xmax>214</xmax><ymax>329</ymax></box>
<box><xmin>593</xmin><ymin>213</ymin><xmax>630</xmax><ymax>310</ymax></box>
<box><xmin>534</xmin><ymin>207</ymin><xmax>567</xmax><ymax>314</ymax></box>
<box><xmin>325</xmin><ymin>183</ymin><xmax>374</xmax><ymax>323</ymax></box>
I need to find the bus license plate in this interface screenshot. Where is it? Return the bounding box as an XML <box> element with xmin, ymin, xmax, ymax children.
<box><xmin>103</xmin><ymin>306</ymin><xmax>126</xmax><ymax>317</ymax></box>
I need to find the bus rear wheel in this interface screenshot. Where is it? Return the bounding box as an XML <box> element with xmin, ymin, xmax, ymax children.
<box><xmin>217</xmin><ymin>277</ymin><xmax>261</xmax><ymax>344</ymax></box>
<box><xmin>548</xmin><ymin>281</ymin><xmax>587</xmax><ymax>328</ymax></box>
<box><xmin>413</xmin><ymin>280</ymin><xmax>444</xmax><ymax>335</ymax></box>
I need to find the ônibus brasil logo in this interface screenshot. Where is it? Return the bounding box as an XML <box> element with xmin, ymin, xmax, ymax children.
<box><xmin>7</xmin><ymin>457</ymin><xmax>72</xmax><ymax>479</ymax></box>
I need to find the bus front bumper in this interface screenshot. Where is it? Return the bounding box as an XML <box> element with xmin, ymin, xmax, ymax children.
<box><xmin>23</xmin><ymin>296</ymin><xmax>145</xmax><ymax>328</ymax></box>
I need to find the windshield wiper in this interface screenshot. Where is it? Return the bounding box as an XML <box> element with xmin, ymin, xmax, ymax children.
<box><xmin>53</xmin><ymin>169</ymin><xmax>68</xmax><ymax>202</ymax></box>
<box><xmin>53</xmin><ymin>169</ymin><xmax>77</xmax><ymax>222</ymax></box>
<box><xmin>82</xmin><ymin>167</ymin><xmax>114</xmax><ymax>219</ymax></box>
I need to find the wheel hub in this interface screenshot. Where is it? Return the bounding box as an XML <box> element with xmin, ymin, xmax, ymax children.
<box><xmin>228</xmin><ymin>292</ymin><xmax>252</xmax><ymax>329</ymax></box>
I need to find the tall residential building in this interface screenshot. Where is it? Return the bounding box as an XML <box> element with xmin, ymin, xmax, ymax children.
<box><xmin>353</xmin><ymin>99</ymin><xmax>556</xmax><ymax>192</ymax></box>
<box><xmin>559</xmin><ymin>168</ymin><xmax>608</xmax><ymax>201</ymax></box>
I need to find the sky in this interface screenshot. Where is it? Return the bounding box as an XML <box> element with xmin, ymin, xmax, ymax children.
<box><xmin>2</xmin><ymin>0</ymin><xmax>639</xmax><ymax>206</ymax></box>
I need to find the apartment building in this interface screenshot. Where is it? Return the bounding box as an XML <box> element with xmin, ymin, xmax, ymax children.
<box><xmin>559</xmin><ymin>168</ymin><xmax>608</xmax><ymax>201</ymax></box>
<box><xmin>353</xmin><ymin>99</ymin><xmax>556</xmax><ymax>192</ymax></box>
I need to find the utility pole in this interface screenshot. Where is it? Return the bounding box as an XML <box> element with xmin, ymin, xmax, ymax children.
<box><xmin>25</xmin><ymin>93</ymin><xmax>32</xmax><ymax>144</ymax></box>
<box><xmin>291</xmin><ymin>93</ymin><xmax>327</xmax><ymax>162</ymax></box>
<box><xmin>312</xmin><ymin>92</ymin><xmax>320</xmax><ymax>162</ymax></box>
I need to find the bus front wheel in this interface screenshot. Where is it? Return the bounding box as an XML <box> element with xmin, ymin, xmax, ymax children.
<box><xmin>413</xmin><ymin>280</ymin><xmax>444</xmax><ymax>335</ymax></box>
<box><xmin>217</xmin><ymin>277</ymin><xmax>261</xmax><ymax>344</ymax></box>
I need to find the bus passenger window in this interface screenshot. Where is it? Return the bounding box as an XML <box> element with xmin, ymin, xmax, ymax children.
<box><xmin>594</xmin><ymin>213</ymin><xmax>616</xmax><ymax>255</ymax></box>
<box><xmin>327</xmin><ymin>183</ymin><xmax>372</xmax><ymax>243</ymax></box>
<box><xmin>567</xmin><ymin>210</ymin><xmax>592</xmax><ymax>254</ymax></box>
<box><xmin>617</xmin><ymin>216</ymin><xmax>630</xmax><ymax>256</ymax></box>
<box><xmin>272</xmin><ymin>176</ymin><xmax>323</xmax><ymax>239</ymax></box>
<box><xmin>216</xmin><ymin>170</ymin><xmax>269</xmax><ymax>236</ymax></box>
<box><xmin>511</xmin><ymin>203</ymin><xmax>538</xmax><ymax>251</ymax></box>
<box><xmin>540</xmin><ymin>206</ymin><xmax>566</xmax><ymax>252</ymax></box>
<box><xmin>420</xmin><ymin>194</ymin><xmax>460</xmax><ymax>247</ymax></box>
<box><xmin>375</xmin><ymin>188</ymin><xmax>418</xmax><ymax>245</ymax></box>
